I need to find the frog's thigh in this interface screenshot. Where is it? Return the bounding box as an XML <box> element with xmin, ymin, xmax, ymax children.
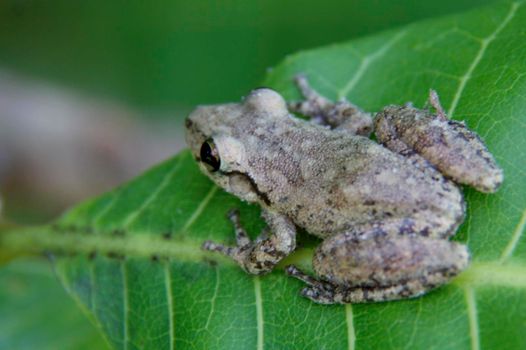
<box><xmin>375</xmin><ymin>102</ymin><xmax>502</xmax><ymax>193</ymax></box>
<box><xmin>313</xmin><ymin>233</ymin><xmax>469</xmax><ymax>303</ymax></box>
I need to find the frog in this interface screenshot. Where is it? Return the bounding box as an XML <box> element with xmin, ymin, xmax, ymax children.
<box><xmin>184</xmin><ymin>75</ymin><xmax>503</xmax><ymax>304</ymax></box>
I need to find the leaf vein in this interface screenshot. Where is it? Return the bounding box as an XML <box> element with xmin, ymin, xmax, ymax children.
<box><xmin>464</xmin><ymin>287</ymin><xmax>480</xmax><ymax>350</ymax></box>
<box><xmin>448</xmin><ymin>1</ymin><xmax>521</xmax><ymax>117</ymax></box>
<box><xmin>204</xmin><ymin>267</ymin><xmax>220</xmax><ymax>330</ymax></box>
<box><xmin>500</xmin><ymin>206</ymin><xmax>526</xmax><ymax>262</ymax></box>
<box><xmin>121</xmin><ymin>260</ymin><xmax>129</xmax><ymax>350</ymax></box>
<box><xmin>92</xmin><ymin>193</ymin><xmax>120</xmax><ymax>229</ymax></box>
<box><xmin>122</xmin><ymin>156</ymin><xmax>185</xmax><ymax>229</ymax></box>
<box><xmin>90</xmin><ymin>262</ymin><xmax>97</xmax><ymax>316</ymax></box>
<box><xmin>345</xmin><ymin>304</ymin><xmax>355</xmax><ymax>350</ymax></box>
<box><xmin>55</xmin><ymin>261</ymin><xmax>114</xmax><ymax>350</ymax></box>
<box><xmin>338</xmin><ymin>30</ymin><xmax>407</xmax><ymax>99</ymax></box>
<box><xmin>182</xmin><ymin>185</ymin><xmax>219</xmax><ymax>231</ymax></box>
<box><xmin>253</xmin><ymin>276</ymin><xmax>264</xmax><ymax>350</ymax></box>
<box><xmin>164</xmin><ymin>261</ymin><xmax>175</xmax><ymax>350</ymax></box>
<box><xmin>404</xmin><ymin>297</ymin><xmax>423</xmax><ymax>350</ymax></box>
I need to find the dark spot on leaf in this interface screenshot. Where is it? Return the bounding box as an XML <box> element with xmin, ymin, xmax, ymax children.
<box><xmin>107</xmin><ymin>252</ymin><xmax>124</xmax><ymax>259</ymax></box>
<box><xmin>203</xmin><ymin>258</ymin><xmax>218</xmax><ymax>267</ymax></box>
<box><xmin>112</xmin><ymin>229</ymin><xmax>125</xmax><ymax>237</ymax></box>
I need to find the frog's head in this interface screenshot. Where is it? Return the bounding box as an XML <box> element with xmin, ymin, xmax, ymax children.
<box><xmin>185</xmin><ymin>88</ymin><xmax>288</xmax><ymax>204</ymax></box>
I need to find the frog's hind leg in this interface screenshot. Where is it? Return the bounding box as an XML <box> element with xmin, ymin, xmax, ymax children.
<box><xmin>288</xmin><ymin>75</ymin><xmax>373</xmax><ymax>136</ymax></box>
<box><xmin>374</xmin><ymin>90</ymin><xmax>503</xmax><ymax>193</ymax></box>
<box><xmin>286</xmin><ymin>232</ymin><xmax>469</xmax><ymax>304</ymax></box>
<box><xmin>286</xmin><ymin>264</ymin><xmax>436</xmax><ymax>304</ymax></box>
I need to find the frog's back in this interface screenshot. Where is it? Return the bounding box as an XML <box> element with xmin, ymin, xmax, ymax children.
<box><xmin>248</xmin><ymin>119</ymin><xmax>464</xmax><ymax>239</ymax></box>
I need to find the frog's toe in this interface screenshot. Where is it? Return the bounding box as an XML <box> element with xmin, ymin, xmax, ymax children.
<box><xmin>201</xmin><ymin>240</ymin><xmax>237</xmax><ymax>256</ymax></box>
<box><xmin>225</xmin><ymin>208</ymin><xmax>252</xmax><ymax>248</ymax></box>
<box><xmin>285</xmin><ymin>265</ymin><xmax>319</xmax><ymax>286</ymax></box>
<box><xmin>284</xmin><ymin>264</ymin><xmax>304</xmax><ymax>278</ymax></box>
<box><xmin>300</xmin><ymin>286</ymin><xmax>341</xmax><ymax>304</ymax></box>
<box><xmin>226</xmin><ymin>208</ymin><xmax>240</xmax><ymax>220</ymax></box>
<box><xmin>301</xmin><ymin>286</ymin><xmax>321</xmax><ymax>300</ymax></box>
<box><xmin>202</xmin><ymin>239</ymin><xmax>253</xmax><ymax>269</ymax></box>
<box><xmin>285</xmin><ymin>265</ymin><xmax>335</xmax><ymax>293</ymax></box>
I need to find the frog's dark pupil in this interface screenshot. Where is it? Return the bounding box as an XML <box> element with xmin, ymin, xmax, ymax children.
<box><xmin>200</xmin><ymin>141</ymin><xmax>220</xmax><ymax>172</ymax></box>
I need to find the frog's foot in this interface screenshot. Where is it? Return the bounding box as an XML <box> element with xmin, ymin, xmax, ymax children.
<box><xmin>202</xmin><ymin>209</ymin><xmax>296</xmax><ymax>275</ymax></box>
<box><xmin>308</xmin><ymin>233</ymin><xmax>469</xmax><ymax>304</ymax></box>
<box><xmin>285</xmin><ymin>265</ymin><xmax>340</xmax><ymax>304</ymax></box>
<box><xmin>288</xmin><ymin>75</ymin><xmax>373</xmax><ymax>136</ymax></box>
<box><xmin>375</xmin><ymin>89</ymin><xmax>503</xmax><ymax>193</ymax></box>
<box><xmin>285</xmin><ymin>265</ymin><xmax>334</xmax><ymax>291</ymax></box>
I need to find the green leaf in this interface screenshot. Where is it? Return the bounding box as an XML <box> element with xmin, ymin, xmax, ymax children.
<box><xmin>0</xmin><ymin>258</ymin><xmax>109</xmax><ymax>350</ymax></box>
<box><xmin>26</xmin><ymin>1</ymin><xmax>526</xmax><ymax>349</ymax></box>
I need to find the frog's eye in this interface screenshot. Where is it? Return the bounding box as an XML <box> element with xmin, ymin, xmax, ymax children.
<box><xmin>200</xmin><ymin>139</ymin><xmax>221</xmax><ymax>172</ymax></box>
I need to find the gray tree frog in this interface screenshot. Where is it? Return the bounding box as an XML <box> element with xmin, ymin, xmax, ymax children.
<box><xmin>184</xmin><ymin>76</ymin><xmax>503</xmax><ymax>304</ymax></box>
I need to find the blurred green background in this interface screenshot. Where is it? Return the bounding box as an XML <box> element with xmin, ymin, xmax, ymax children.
<box><xmin>0</xmin><ymin>1</ymin><xmax>496</xmax><ymax>349</ymax></box>
<box><xmin>0</xmin><ymin>0</ymin><xmax>494</xmax><ymax>112</ymax></box>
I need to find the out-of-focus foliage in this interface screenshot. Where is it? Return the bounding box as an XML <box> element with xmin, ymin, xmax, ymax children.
<box><xmin>0</xmin><ymin>0</ymin><xmax>494</xmax><ymax>110</ymax></box>
<box><xmin>0</xmin><ymin>0</ymin><xmax>496</xmax><ymax>222</ymax></box>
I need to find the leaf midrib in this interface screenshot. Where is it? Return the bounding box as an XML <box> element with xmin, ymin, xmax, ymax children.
<box><xmin>3</xmin><ymin>227</ymin><xmax>525</xmax><ymax>290</ymax></box>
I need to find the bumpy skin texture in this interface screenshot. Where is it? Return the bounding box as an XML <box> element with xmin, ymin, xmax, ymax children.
<box><xmin>185</xmin><ymin>77</ymin><xmax>502</xmax><ymax>304</ymax></box>
<box><xmin>288</xmin><ymin>236</ymin><xmax>469</xmax><ymax>303</ymax></box>
<box><xmin>375</xmin><ymin>103</ymin><xmax>503</xmax><ymax>193</ymax></box>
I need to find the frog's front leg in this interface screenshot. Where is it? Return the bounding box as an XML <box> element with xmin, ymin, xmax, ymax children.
<box><xmin>203</xmin><ymin>208</ymin><xmax>296</xmax><ymax>275</ymax></box>
<box><xmin>375</xmin><ymin>90</ymin><xmax>503</xmax><ymax>193</ymax></box>
<box><xmin>288</xmin><ymin>75</ymin><xmax>373</xmax><ymax>136</ymax></box>
<box><xmin>286</xmin><ymin>233</ymin><xmax>469</xmax><ymax>304</ymax></box>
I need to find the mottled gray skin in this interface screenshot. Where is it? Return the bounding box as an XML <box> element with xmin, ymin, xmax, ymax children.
<box><xmin>185</xmin><ymin>76</ymin><xmax>502</xmax><ymax>304</ymax></box>
<box><xmin>375</xmin><ymin>98</ymin><xmax>503</xmax><ymax>193</ymax></box>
